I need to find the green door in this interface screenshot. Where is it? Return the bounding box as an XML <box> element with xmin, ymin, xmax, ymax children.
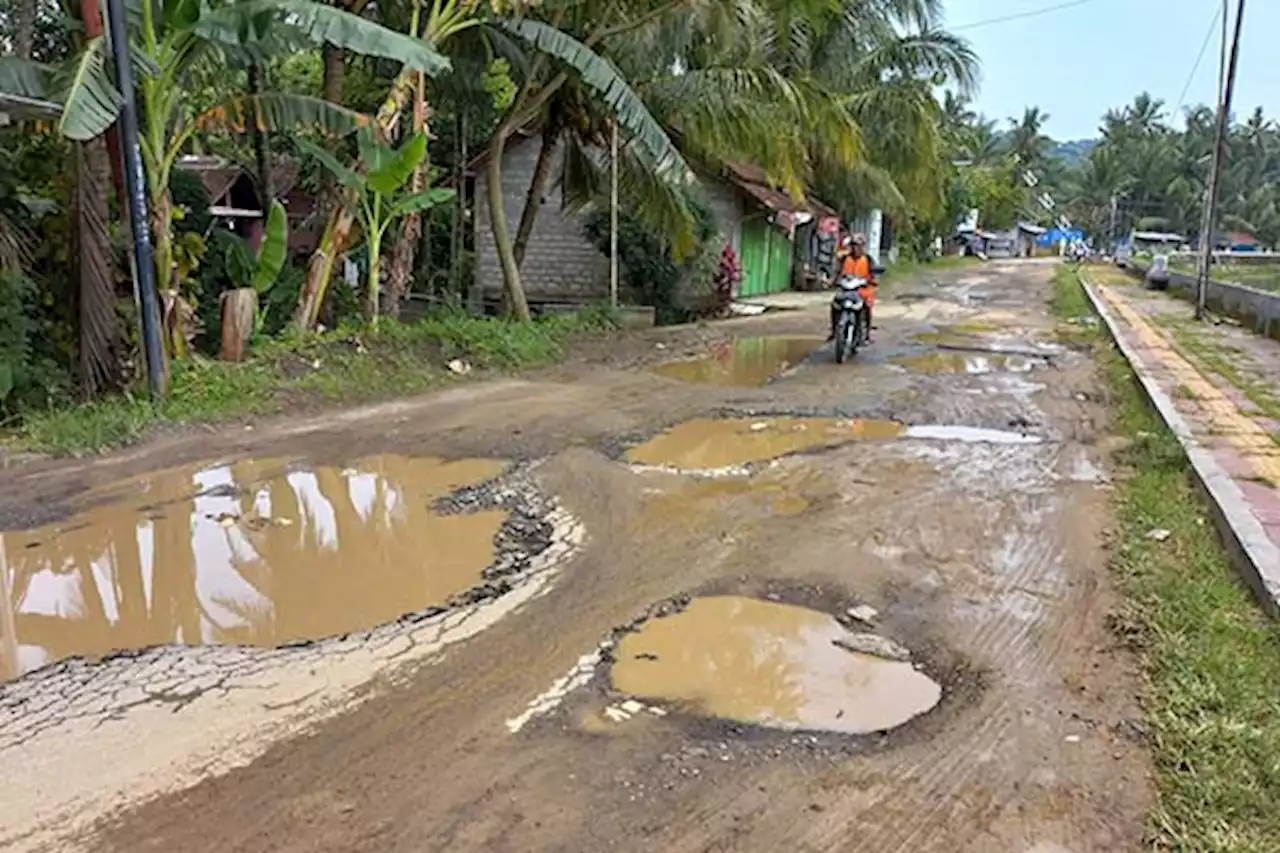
<box><xmin>766</xmin><ymin>225</ymin><xmax>794</xmax><ymax>293</ymax></box>
<box><xmin>739</xmin><ymin>218</ymin><xmax>771</xmax><ymax>297</ymax></box>
<box><xmin>738</xmin><ymin>218</ymin><xmax>794</xmax><ymax>297</ymax></box>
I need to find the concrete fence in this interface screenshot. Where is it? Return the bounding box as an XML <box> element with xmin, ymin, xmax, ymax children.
<box><xmin>1123</xmin><ymin>261</ymin><xmax>1280</xmax><ymax>341</ymax></box>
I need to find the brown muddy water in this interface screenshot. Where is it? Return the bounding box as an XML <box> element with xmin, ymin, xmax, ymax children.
<box><xmin>0</xmin><ymin>455</ymin><xmax>508</xmax><ymax>681</ymax></box>
<box><xmin>611</xmin><ymin>596</ymin><xmax>940</xmax><ymax>735</ymax></box>
<box><xmin>893</xmin><ymin>352</ymin><xmax>1040</xmax><ymax>374</ymax></box>
<box><xmin>625</xmin><ymin>417</ymin><xmax>904</xmax><ymax>471</ymax></box>
<box><xmin>652</xmin><ymin>336</ymin><xmax>823</xmax><ymax>386</ymax></box>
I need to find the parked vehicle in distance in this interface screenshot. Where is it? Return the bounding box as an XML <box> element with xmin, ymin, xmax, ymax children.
<box><xmin>1145</xmin><ymin>254</ymin><xmax>1171</xmax><ymax>290</ymax></box>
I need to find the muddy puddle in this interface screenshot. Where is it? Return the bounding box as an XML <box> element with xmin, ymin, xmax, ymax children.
<box><xmin>611</xmin><ymin>596</ymin><xmax>940</xmax><ymax>734</ymax></box>
<box><xmin>652</xmin><ymin>336</ymin><xmax>822</xmax><ymax>386</ymax></box>
<box><xmin>901</xmin><ymin>425</ymin><xmax>1042</xmax><ymax>444</ymax></box>
<box><xmin>893</xmin><ymin>352</ymin><xmax>1039</xmax><ymax>374</ymax></box>
<box><xmin>0</xmin><ymin>455</ymin><xmax>510</xmax><ymax>680</ymax></box>
<box><xmin>625</xmin><ymin>417</ymin><xmax>904</xmax><ymax>471</ymax></box>
<box><xmin>643</xmin><ymin>476</ymin><xmax>814</xmax><ymax>521</ymax></box>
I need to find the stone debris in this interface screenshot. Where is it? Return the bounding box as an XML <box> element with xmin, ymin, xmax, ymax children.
<box><xmin>846</xmin><ymin>605</ymin><xmax>879</xmax><ymax>624</ymax></box>
<box><xmin>1146</xmin><ymin>528</ymin><xmax>1172</xmax><ymax>543</ymax></box>
<box><xmin>832</xmin><ymin>633</ymin><xmax>911</xmax><ymax>662</ymax></box>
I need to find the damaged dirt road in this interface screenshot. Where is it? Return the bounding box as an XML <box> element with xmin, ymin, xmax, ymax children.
<box><xmin>0</xmin><ymin>260</ymin><xmax>1152</xmax><ymax>852</ymax></box>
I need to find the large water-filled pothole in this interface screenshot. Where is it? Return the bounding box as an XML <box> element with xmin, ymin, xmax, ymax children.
<box><xmin>625</xmin><ymin>417</ymin><xmax>904</xmax><ymax>471</ymax></box>
<box><xmin>0</xmin><ymin>454</ymin><xmax>541</xmax><ymax>681</ymax></box>
<box><xmin>610</xmin><ymin>596</ymin><xmax>940</xmax><ymax>735</ymax></box>
<box><xmin>652</xmin><ymin>336</ymin><xmax>823</xmax><ymax>386</ymax></box>
<box><xmin>893</xmin><ymin>352</ymin><xmax>1041</xmax><ymax>374</ymax></box>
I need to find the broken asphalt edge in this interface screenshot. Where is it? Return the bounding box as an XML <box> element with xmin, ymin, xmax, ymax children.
<box><xmin>1078</xmin><ymin>270</ymin><xmax>1280</xmax><ymax>617</ymax></box>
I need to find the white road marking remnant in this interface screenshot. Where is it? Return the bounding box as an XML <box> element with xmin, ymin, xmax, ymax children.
<box><xmin>505</xmin><ymin>649</ymin><xmax>604</xmax><ymax>733</ymax></box>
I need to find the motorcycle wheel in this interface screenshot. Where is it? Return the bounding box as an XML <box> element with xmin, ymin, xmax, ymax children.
<box><xmin>847</xmin><ymin>315</ymin><xmax>861</xmax><ymax>358</ymax></box>
<box><xmin>834</xmin><ymin>316</ymin><xmax>849</xmax><ymax>364</ymax></box>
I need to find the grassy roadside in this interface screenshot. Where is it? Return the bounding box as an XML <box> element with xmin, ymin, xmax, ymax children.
<box><xmin>879</xmin><ymin>254</ymin><xmax>979</xmax><ymax>287</ymax></box>
<box><xmin>6</xmin><ymin>308</ymin><xmax>616</xmax><ymax>457</ymax></box>
<box><xmin>1054</xmin><ymin>266</ymin><xmax>1280</xmax><ymax>853</ymax></box>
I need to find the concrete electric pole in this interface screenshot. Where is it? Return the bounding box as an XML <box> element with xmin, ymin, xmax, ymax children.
<box><xmin>1196</xmin><ymin>0</ymin><xmax>1247</xmax><ymax>321</ymax></box>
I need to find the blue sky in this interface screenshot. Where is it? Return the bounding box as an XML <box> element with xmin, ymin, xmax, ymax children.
<box><xmin>943</xmin><ymin>0</ymin><xmax>1279</xmax><ymax>140</ymax></box>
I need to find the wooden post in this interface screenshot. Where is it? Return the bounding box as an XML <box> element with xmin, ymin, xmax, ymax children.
<box><xmin>610</xmin><ymin>119</ymin><xmax>619</xmax><ymax>310</ymax></box>
<box><xmin>219</xmin><ymin>289</ymin><xmax>259</xmax><ymax>362</ymax></box>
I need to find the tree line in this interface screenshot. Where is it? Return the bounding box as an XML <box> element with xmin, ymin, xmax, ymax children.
<box><xmin>938</xmin><ymin>90</ymin><xmax>1279</xmax><ymax>250</ymax></box>
<box><xmin>0</xmin><ymin>0</ymin><xmax>979</xmax><ymax>415</ymax></box>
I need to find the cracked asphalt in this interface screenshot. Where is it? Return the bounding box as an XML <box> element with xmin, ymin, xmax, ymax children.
<box><xmin>0</xmin><ymin>261</ymin><xmax>1152</xmax><ymax>853</ymax></box>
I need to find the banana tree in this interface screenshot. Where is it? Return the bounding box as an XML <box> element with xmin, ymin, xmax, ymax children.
<box><xmin>0</xmin><ymin>0</ymin><xmax>450</xmax><ymax>344</ymax></box>
<box><xmin>294</xmin><ymin>0</ymin><xmax>514</xmax><ymax>332</ymax></box>
<box><xmin>297</xmin><ymin>127</ymin><xmax>454</xmax><ymax>323</ymax></box>
<box><xmin>219</xmin><ymin>199</ymin><xmax>288</xmax><ymax>360</ymax></box>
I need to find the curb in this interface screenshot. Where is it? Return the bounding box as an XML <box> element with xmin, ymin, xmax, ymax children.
<box><xmin>1078</xmin><ymin>272</ymin><xmax>1280</xmax><ymax>616</ymax></box>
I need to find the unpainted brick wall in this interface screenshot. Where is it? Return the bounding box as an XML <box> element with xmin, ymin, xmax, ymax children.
<box><xmin>473</xmin><ymin>136</ymin><xmax>610</xmax><ymax>305</ymax></box>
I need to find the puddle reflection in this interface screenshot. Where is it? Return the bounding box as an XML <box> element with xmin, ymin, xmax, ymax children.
<box><xmin>0</xmin><ymin>456</ymin><xmax>507</xmax><ymax>681</ymax></box>
<box><xmin>612</xmin><ymin>596</ymin><xmax>940</xmax><ymax>734</ymax></box>
<box><xmin>653</xmin><ymin>337</ymin><xmax>823</xmax><ymax>387</ymax></box>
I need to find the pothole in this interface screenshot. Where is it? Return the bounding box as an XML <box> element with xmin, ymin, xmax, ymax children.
<box><xmin>901</xmin><ymin>425</ymin><xmax>1042</xmax><ymax>445</ymax></box>
<box><xmin>893</xmin><ymin>352</ymin><xmax>1041</xmax><ymax>374</ymax></box>
<box><xmin>610</xmin><ymin>596</ymin><xmax>940</xmax><ymax>735</ymax></box>
<box><xmin>624</xmin><ymin>417</ymin><xmax>904</xmax><ymax>472</ymax></box>
<box><xmin>652</xmin><ymin>336</ymin><xmax>823</xmax><ymax>387</ymax></box>
<box><xmin>0</xmin><ymin>454</ymin><xmax>556</xmax><ymax>681</ymax></box>
<box><xmin>642</xmin><ymin>475</ymin><xmax>814</xmax><ymax>521</ymax></box>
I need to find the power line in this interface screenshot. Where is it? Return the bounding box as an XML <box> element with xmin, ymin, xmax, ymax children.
<box><xmin>1174</xmin><ymin>3</ymin><xmax>1225</xmax><ymax>117</ymax></box>
<box><xmin>949</xmin><ymin>0</ymin><xmax>1103</xmax><ymax>33</ymax></box>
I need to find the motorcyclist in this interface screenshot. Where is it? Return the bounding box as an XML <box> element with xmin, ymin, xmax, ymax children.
<box><xmin>830</xmin><ymin>233</ymin><xmax>877</xmax><ymax>344</ymax></box>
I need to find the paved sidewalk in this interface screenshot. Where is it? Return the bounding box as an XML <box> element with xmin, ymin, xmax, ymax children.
<box><xmin>1084</xmin><ymin>273</ymin><xmax>1280</xmax><ymax>613</ymax></box>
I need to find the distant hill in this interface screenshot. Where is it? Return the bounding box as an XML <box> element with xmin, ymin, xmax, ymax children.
<box><xmin>1049</xmin><ymin>139</ymin><xmax>1098</xmax><ymax>164</ymax></box>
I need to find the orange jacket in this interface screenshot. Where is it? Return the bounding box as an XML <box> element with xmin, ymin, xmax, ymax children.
<box><xmin>840</xmin><ymin>255</ymin><xmax>877</xmax><ymax>303</ymax></box>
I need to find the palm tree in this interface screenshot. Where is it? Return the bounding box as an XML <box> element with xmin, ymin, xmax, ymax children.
<box><xmin>0</xmin><ymin>0</ymin><xmax>449</xmax><ymax>361</ymax></box>
<box><xmin>1007</xmin><ymin>106</ymin><xmax>1051</xmax><ymax>172</ymax></box>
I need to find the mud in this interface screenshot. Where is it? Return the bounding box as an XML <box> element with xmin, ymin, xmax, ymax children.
<box><xmin>1</xmin><ymin>455</ymin><xmax>508</xmax><ymax>680</ymax></box>
<box><xmin>652</xmin><ymin>336</ymin><xmax>823</xmax><ymax>386</ymax></box>
<box><xmin>624</xmin><ymin>416</ymin><xmax>903</xmax><ymax>471</ymax></box>
<box><xmin>0</xmin><ymin>260</ymin><xmax>1152</xmax><ymax>853</ymax></box>
<box><xmin>611</xmin><ymin>596</ymin><xmax>940</xmax><ymax>735</ymax></box>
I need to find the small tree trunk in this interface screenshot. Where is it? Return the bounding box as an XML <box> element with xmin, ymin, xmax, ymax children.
<box><xmin>151</xmin><ymin>190</ymin><xmax>175</xmax><ymax>296</ymax></box>
<box><xmin>486</xmin><ymin>130</ymin><xmax>532</xmax><ymax>321</ymax></box>
<box><xmin>75</xmin><ymin>135</ymin><xmax>123</xmax><ymax>395</ymax></box>
<box><xmin>219</xmin><ymin>289</ymin><xmax>258</xmax><ymax>361</ymax></box>
<box><xmin>248</xmin><ymin>62</ymin><xmax>272</xmax><ymax>205</ymax></box>
<box><xmin>295</xmin><ymin>66</ymin><xmax>417</xmax><ymax>332</ymax></box>
<box><xmin>366</xmin><ymin>230</ymin><xmax>382</xmax><ymax>324</ymax></box>
<box><xmin>14</xmin><ymin>0</ymin><xmax>35</xmax><ymax>58</ymax></box>
<box><xmin>513</xmin><ymin>125</ymin><xmax>560</xmax><ymax>270</ymax></box>
<box><xmin>383</xmin><ymin>69</ymin><xmax>428</xmax><ymax>318</ymax></box>
<box><xmin>322</xmin><ymin>45</ymin><xmax>345</xmax><ymax>103</ymax></box>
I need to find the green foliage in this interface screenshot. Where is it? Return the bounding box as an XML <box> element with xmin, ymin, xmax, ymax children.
<box><xmin>581</xmin><ymin>196</ymin><xmax>716</xmax><ymax>324</ymax></box>
<box><xmin>953</xmin><ymin>163</ymin><xmax>1024</xmax><ymax>231</ymax></box>
<box><xmin>0</xmin><ymin>270</ymin><xmax>68</xmax><ymax>413</ymax></box>
<box><xmin>169</xmin><ymin>168</ymin><xmax>214</xmax><ymax>236</ymax></box>
<box><xmin>11</xmin><ymin>308</ymin><xmax>614</xmax><ymax>454</ymax></box>
<box><xmin>297</xmin><ymin>127</ymin><xmax>453</xmax><ymax>319</ymax></box>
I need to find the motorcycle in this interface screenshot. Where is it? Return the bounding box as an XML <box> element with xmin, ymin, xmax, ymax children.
<box><xmin>831</xmin><ymin>275</ymin><xmax>868</xmax><ymax>363</ymax></box>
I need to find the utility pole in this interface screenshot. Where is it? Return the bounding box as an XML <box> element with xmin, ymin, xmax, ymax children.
<box><xmin>609</xmin><ymin>119</ymin><xmax>619</xmax><ymax>310</ymax></box>
<box><xmin>105</xmin><ymin>0</ymin><xmax>168</xmax><ymax>396</ymax></box>
<box><xmin>1109</xmin><ymin>195</ymin><xmax>1118</xmax><ymax>249</ymax></box>
<box><xmin>1196</xmin><ymin>0</ymin><xmax>1246</xmax><ymax>321</ymax></box>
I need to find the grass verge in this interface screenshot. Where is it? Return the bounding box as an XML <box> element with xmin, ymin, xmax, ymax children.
<box><xmin>880</xmin><ymin>254</ymin><xmax>979</xmax><ymax>286</ymax></box>
<box><xmin>1055</xmin><ymin>265</ymin><xmax>1280</xmax><ymax>853</ymax></box>
<box><xmin>8</xmin><ymin>306</ymin><xmax>617</xmax><ymax>456</ymax></box>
